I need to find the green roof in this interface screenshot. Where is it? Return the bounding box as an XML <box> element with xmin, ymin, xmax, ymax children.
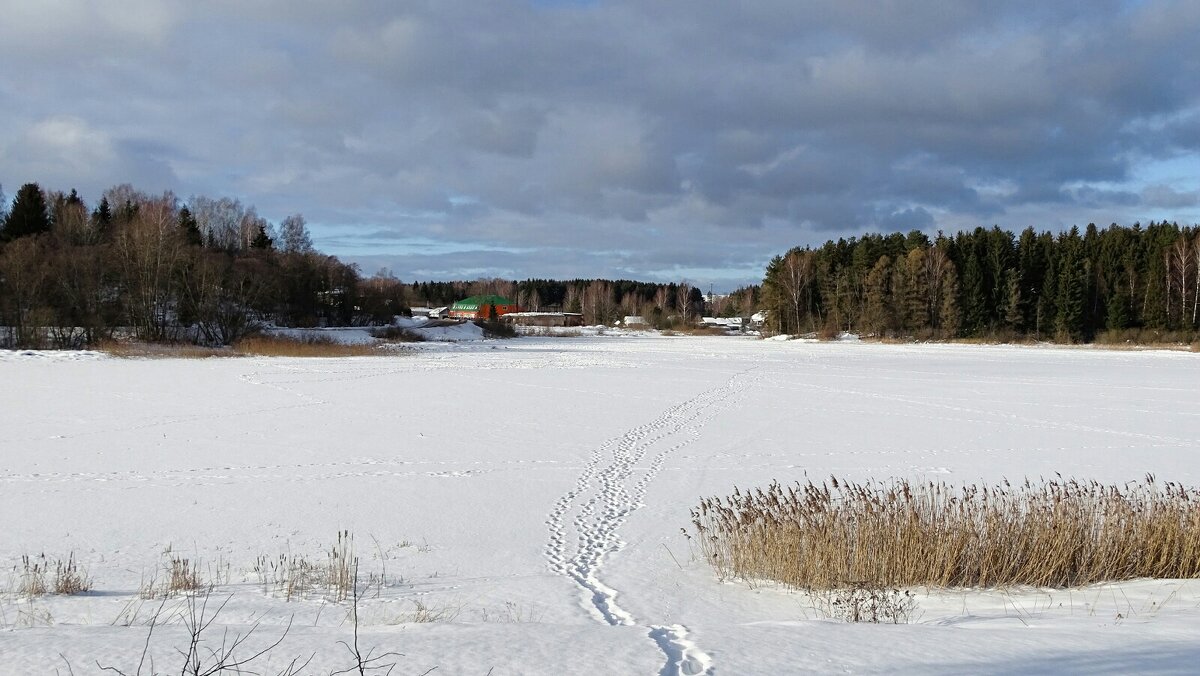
<box><xmin>450</xmin><ymin>295</ymin><xmax>516</xmax><ymax>311</ymax></box>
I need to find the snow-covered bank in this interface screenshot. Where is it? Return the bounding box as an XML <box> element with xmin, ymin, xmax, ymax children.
<box><xmin>2</xmin><ymin>338</ymin><xmax>1200</xmax><ymax>674</ymax></box>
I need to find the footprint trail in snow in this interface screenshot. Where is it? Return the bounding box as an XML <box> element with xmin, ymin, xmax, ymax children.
<box><xmin>545</xmin><ymin>369</ymin><xmax>757</xmax><ymax>675</ymax></box>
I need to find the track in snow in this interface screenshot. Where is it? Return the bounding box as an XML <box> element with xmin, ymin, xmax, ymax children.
<box><xmin>545</xmin><ymin>369</ymin><xmax>757</xmax><ymax>675</ymax></box>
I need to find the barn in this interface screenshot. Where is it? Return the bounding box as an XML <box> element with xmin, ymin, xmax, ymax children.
<box><xmin>448</xmin><ymin>295</ymin><xmax>520</xmax><ymax>320</ymax></box>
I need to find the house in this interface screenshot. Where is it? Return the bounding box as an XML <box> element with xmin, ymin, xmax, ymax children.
<box><xmin>448</xmin><ymin>295</ymin><xmax>520</xmax><ymax>320</ymax></box>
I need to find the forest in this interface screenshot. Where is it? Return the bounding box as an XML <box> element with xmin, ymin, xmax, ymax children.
<box><xmin>0</xmin><ymin>182</ymin><xmax>408</xmax><ymax>348</ymax></box>
<box><xmin>0</xmin><ymin>181</ymin><xmax>737</xmax><ymax>348</ymax></box>
<box><xmin>760</xmin><ymin>224</ymin><xmax>1200</xmax><ymax>344</ymax></box>
<box><xmin>5</xmin><ymin>179</ymin><xmax>1199</xmax><ymax>348</ymax></box>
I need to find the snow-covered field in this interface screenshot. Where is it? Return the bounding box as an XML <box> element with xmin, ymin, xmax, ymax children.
<box><xmin>3</xmin><ymin>336</ymin><xmax>1200</xmax><ymax>675</ymax></box>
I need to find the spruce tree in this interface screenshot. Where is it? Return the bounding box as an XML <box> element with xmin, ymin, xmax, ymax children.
<box><xmin>961</xmin><ymin>254</ymin><xmax>987</xmax><ymax>335</ymax></box>
<box><xmin>1106</xmin><ymin>274</ymin><xmax>1131</xmax><ymax>330</ymax></box>
<box><xmin>1003</xmin><ymin>270</ymin><xmax>1023</xmax><ymax>331</ymax></box>
<box><xmin>179</xmin><ymin>206</ymin><xmax>203</xmax><ymax>246</ymax></box>
<box><xmin>92</xmin><ymin>197</ymin><xmax>113</xmax><ymax>236</ymax></box>
<box><xmin>1056</xmin><ymin>252</ymin><xmax>1087</xmax><ymax>342</ymax></box>
<box><xmin>250</xmin><ymin>223</ymin><xmax>273</xmax><ymax>250</ymax></box>
<box><xmin>2</xmin><ymin>183</ymin><xmax>51</xmax><ymax>240</ymax></box>
<box><xmin>938</xmin><ymin>266</ymin><xmax>962</xmax><ymax>338</ymax></box>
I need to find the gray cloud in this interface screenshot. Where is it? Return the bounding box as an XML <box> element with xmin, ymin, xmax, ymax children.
<box><xmin>1</xmin><ymin>0</ymin><xmax>1199</xmax><ymax>289</ymax></box>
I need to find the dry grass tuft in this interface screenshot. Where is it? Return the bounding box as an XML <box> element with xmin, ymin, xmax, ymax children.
<box><xmin>16</xmin><ymin>555</ymin><xmax>48</xmax><ymax>597</ymax></box>
<box><xmin>408</xmin><ymin>599</ymin><xmax>462</xmax><ymax>623</ymax></box>
<box><xmin>814</xmin><ymin>584</ymin><xmax>919</xmax><ymax>623</ymax></box>
<box><xmin>254</xmin><ymin>531</ymin><xmax>368</xmax><ymax>602</ymax></box>
<box><xmin>53</xmin><ymin>552</ymin><xmax>92</xmax><ymax>595</ymax></box>
<box><xmin>11</xmin><ymin>553</ymin><xmax>92</xmax><ymax>597</ymax></box>
<box><xmin>233</xmin><ymin>334</ymin><xmax>381</xmax><ymax>357</ymax></box>
<box><xmin>690</xmin><ymin>475</ymin><xmax>1200</xmax><ymax>590</ymax></box>
<box><xmin>98</xmin><ymin>333</ymin><xmax>388</xmax><ymax>358</ymax></box>
<box><xmin>166</xmin><ymin>557</ymin><xmax>204</xmax><ymax>595</ymax></box>
<box><xmin>327</xmin><ymin>530</ymin><xmax>357</xmax><ymax>602</ymax></box>
<box><xmin>672</xmin><ymin>326</ymin><xmax>731</xmax><ymax>336</ymax></box>
<box><xmin>95</xmin><ymin>340</ymin><xmax>232</xmax><ymax>359</ymax></box>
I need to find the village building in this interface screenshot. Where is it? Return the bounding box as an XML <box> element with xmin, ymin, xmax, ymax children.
<box><xmin>448</xmin><ymin>295</ymin><xmax>520</xmax><ymax>320</ymax></box>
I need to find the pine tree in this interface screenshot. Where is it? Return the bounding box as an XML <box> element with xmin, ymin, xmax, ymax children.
<box><xmin>2</xmin><ymin>183</ymin><xmax>51</xmax><ymax>241</ymax></box>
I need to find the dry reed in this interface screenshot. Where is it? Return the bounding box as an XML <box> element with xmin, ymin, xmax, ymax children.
<box><xmin>254</xmin><ymin>531</ymin><xmax>362</xmax><ymax>602</ymax></box>
<box><xmin>11</xmin><ymin>553</ymin><xmax>92</xmax><ymax>597</ymax></box>
<box><xmin>232</xmin><ymin>334</ymin><xmax>381</xmax><ymax>357</ymax></box>
<box><xmin>690</xmin><ymin>475</ymin><xmax>1200</xmax><ymax>589</ymax></box>
<box><xmin>98</xmin><ymin>333</ymin><xmax>386</xmax><ymax>358</ymax></box>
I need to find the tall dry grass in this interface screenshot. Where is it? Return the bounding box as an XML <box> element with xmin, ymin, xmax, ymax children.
<box><xmin>232</xmin><ymin>334</ymin><xmax>381</xmax><ymax>357</ymax></box>
<box><xmin>98</xmin><ymin>333</ymin><xmax>388</xmax><ymax>358</ymax></box>
<box><xmin>690</xmin><ymin>475</ymin><xmax>1200</xmax><ymax>589</ymax></box>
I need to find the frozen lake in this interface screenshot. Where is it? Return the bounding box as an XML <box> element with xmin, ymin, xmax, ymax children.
<box><xmin>3</xmin><ymin>336</ymin><xmax>1200</xmax><ymax>674</ymax></box>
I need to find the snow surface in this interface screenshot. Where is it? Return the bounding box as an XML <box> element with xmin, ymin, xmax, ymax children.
<box><xmin>3</xmin><ymin>337</ymin><xmax>1200</xmax><ymax>674</ymax></box>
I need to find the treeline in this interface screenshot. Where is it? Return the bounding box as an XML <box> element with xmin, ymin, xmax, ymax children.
<box><xmin>761</xmin><ymin>223</ymin><xmax>1200</xmax><ymax>342</ymax></box>
<box><xmin>409</xmin><ymin>278</ymin><xmax>759</xmax><ymax>327</ymax></box>
<box><xmin>0</xmin><ymin>182</ymin><xmax>409</xmax><ymax>348</ymax></box>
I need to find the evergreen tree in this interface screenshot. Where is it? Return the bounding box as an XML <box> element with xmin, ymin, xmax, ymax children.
<box><xmin>250</xmin><ymin>223</ymin><xmax>273</xmax><ymax>250</ymax></box>
<box><xmin>1003</xmin><ymin>270</ymin><xmax>1023</xmax><ymax>330</ymax></box>
<box><xmin>1106</xmin><ymin>272</ymin><xmax>1131</xmax><ymax>330</ymax></box>
<box><xmin>179</xmin><ymin>206</ymin><xmax>203</xmax><ymax>247</ymax></box>
<box><xmin>862</xmin><ymin>255</ymin><xmax>894</xmax><ymax>336</ymax></box>
<box><xmin>92</xmin><ymin>197</ymin><xmax>113</xmax><ymax>236</ymax></box>
<box><xmin>938</xmin><ymin>266</ymin><xmax>962</xmax><ymax>338</ymax></box>
<box><xmin>1056</xmin><ymin>250</ymin><xmax>1087</xmax><ymax>342</ymax></box>
<box><xmin>2</xmin><ymin>183</ymin><xmax>51</xmax><ymax>240</ymax></box>
<box><xmin>961</xmin><ymin>253</ymin><xmax>987</xmax><ymax>335</ymax></box>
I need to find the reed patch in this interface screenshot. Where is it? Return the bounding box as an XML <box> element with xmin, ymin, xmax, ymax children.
<box><xmin>690</xmin><ymin>476</ymin><xmax>1200</xmax><ymax>590</ymax></box>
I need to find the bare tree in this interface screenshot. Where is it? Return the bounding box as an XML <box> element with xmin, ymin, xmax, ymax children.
<box><xmin>189</xmin><ymin>196</ymin><xmax>245</xmax><ymax>250</ymax></box>
<box><xmin>0</xmin><ymin>237</ymin><xmax>49</xmax><ymax>347</ymax></box>
<box><xmin>116</xmin><ymin>195</ymin><xmax>185</xmax><ymax>341</ymax></box>
<box><xmin>779</xmin><ymin>250</ymin><xmax>815</xmax><ymax>333</ymax></box>
<box><xmin>278</xmin><ymin>214</ymin><xmax>314</xmax><ymax>254</ymax></box>
<box><xmin>675</xmin><ymin>281</ymin><xmax>695</xmax><ymax>325</ymax></box>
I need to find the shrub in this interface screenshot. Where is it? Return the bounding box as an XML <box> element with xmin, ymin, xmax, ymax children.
<box><xmin>370</xmin><ymin>325</ymin><xmax>426</xmax><ymax>342</ymax></box>
<box><xmin>474</xmin><ymin>320</ymin><xmax>517</xmax><ymax>338</ymax></box>
<box><xmin>690</xmin><ymin>475</ymin><xmax>1200</xmax><ymax>590</ymax></box>
<box><xmin>815</xmin><ymin>584</ymin><xmax>918</xmax><ymax>624</ymax></box>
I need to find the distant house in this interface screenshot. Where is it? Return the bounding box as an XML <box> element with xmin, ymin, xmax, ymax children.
<box><xmin>448</xmin><ymin>295</ymin><xmax>520</xmax><ymax>320</ymax></box>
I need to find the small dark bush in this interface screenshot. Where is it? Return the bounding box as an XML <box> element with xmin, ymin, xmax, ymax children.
<box><xmin>371</xmin><ymin>325</ymin><xmax>426</xmax><ymax>342</ymax></box>
<box><xmin>475</xmin><ymin>320</ymin><xmax>517</xmax><ymax>338</ymax></box>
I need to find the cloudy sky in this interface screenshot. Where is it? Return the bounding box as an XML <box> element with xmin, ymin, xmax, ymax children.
<box><xmin>2</xmin><ymin>1</ymin><xmax>1199</xmax><ymax>288</ymax></box>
